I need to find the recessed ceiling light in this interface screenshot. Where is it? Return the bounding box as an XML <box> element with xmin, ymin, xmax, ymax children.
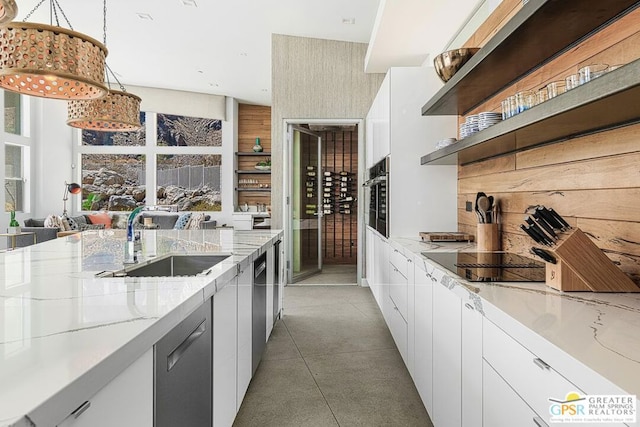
<box><xmin>240</xmin><ymin>52</ymin><xmax>248</xmax><ymax>57</ymax></box>
<box><xmin>209</xmin><ymin>83</ymin><xmax>219</xmax><ymax>87</ymax></box>
<box><xmin>197</xmin><ymin>70</ymin><xmax>204</xmax><ymax>74</ymax></box>
<box><xmin>342</xmin><ymin>18</ymin><xmax>356</xmax><ymax>24</ymax></box>
<box><xmin>261</xmin><ymin>89</ymin><xmax>268</xmax><ymax>92</ymax></box>
<box><xmin>136</xmin><ymin>12</ymin><xmax>153</xmax><ymax>20</ymax></box>
<box><xmin>180</xmin><ymin>0</ymin><xmax>197</xmax><ymax>6</ymax></box>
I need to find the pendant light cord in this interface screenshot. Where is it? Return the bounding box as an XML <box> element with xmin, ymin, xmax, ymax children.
<box><xmin>102</xmin><ymin>0</ymin><xmax>126</xmax><ymax>93</ymax></box>
<box><xmin>23</xmin><ymin>0</ymin><xmax>73</xmax><ymax>29</ymax></box>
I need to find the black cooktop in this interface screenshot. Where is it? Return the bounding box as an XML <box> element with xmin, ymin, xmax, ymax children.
<box><xmin>421</xmin><ymin>252</ymin><xmax>545</xmax><ymax>282</ymax></box>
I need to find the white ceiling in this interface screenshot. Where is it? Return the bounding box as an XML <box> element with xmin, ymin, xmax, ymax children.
<box><xmin>17</xmin><ymin>0</ymin><xmax>481</xmax><ymax>106</ymax></box>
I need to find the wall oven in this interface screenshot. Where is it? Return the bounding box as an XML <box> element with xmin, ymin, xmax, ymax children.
<box><xmin>364</xmin><ymin>157</ymin><xmax>389</xmax><ymax>237</ymax></box>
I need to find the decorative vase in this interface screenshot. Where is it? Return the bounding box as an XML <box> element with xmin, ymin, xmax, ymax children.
<box><xmin>253</xmin><ymin>137</ymin><xmax>263</xmax><ymax>152</ymax></box>
<box><xmin>8</xmin><ymin>226</ymin><xmax>20</xmax><ymax>234</ymax></box>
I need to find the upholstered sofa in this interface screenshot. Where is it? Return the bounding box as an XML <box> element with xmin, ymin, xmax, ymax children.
<box><xmin>13</xmin><ymin>212</ymin><xmax>217</xmax><ymax>248</ymax></box>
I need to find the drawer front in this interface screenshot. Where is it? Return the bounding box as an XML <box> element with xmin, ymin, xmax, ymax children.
<box><xmin>483</xmin><ymin>320</ymin><xmax>583</xmax><ymax>423</ymax></box>
<box><xmin>390</xmin><ymin>246</ymin><xmax>408</xmax><ymax>278</ymax></box>
<box><xmin>483</xmin><ymin>360</ymin><xmax>544</xmax><ymax>427</ymax></box>
<box><xmin>388</xmin><ymin>265</ymin><xmax>408</xmax><ymax>322</ymax></box>
<box><xmin>387</xmin><ymin>297</ymin><xmax>408</xmax><ymax>364</ymax></box>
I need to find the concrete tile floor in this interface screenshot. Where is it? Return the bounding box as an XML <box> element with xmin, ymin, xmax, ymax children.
<box><xmin>233</xmin><ymin>284</ymin><xmax>433</xmax><ymax>427</ymax></box>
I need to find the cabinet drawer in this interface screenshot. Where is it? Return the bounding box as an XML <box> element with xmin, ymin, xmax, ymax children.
<box><xmin>390</xmin><ymin>246</ymin><xmax>408</xmax><ymax>278</ymax></box>
<box><xmin>483</xmin><ymin>320</ymin><xmax>582</xmax><ymax>423</ymax></box>
<box><xmin>389</xmin><ymin>264</ymin><xmax>408</xmax><ymax>322</ymax></box>
<box><xmin>387</xmin><ymin>296</ymin><xmax>408</xmax><ymax>364</ymax></box>
<box><xmin>483</xmin><ymin>360</ymin><xmax>545</xmax><ymax>427</ymax></box>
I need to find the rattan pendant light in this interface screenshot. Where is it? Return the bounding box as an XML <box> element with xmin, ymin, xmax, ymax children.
<box><xmin>0</xmin><ymin>0</ymin><xmax>108</xmax><ymax>100</ymax></box>
<box><xmin>66</xmin><ymin>0</ymin><xmax>141</xmax><ymax>131</ymax></box>
<box><xmin>0</xmin><ymin>0</ymin><xmax>18</xmax><ymax>25</ymax></box>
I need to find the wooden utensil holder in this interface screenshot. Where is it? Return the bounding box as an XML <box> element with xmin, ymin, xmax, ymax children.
<box><xmin>544</xmin><ymin>228</ymin><xmax>640</xmax><ymax>292</ymax></box>
<box><xmin>477</xmin><ymin>223</ymin><xmax>500</xmax><ymax>252</ymax></box>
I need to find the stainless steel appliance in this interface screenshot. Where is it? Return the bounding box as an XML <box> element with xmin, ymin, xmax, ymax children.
<box><xmin>155</xmin><ymin>301</ymin><xmax>212</xmax><ymax>427</ymax></box>
<box><xmin>364</xmin><ymin>157</ymin><xmax>389</xmax><ymax>237</ymax></box>
<box><xmin>252</xmin><ymin>252</ymin><xmax>267</xmax><ymax>374</ymax></box>
<box><xmin>422</xmin><ymin>251</ymin><xmax>545</xmax><ymax>282</ymax></box>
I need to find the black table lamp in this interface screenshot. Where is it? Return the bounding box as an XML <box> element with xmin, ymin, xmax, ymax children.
<box><xmin>63</xmin><ymin>182</ymin><xmax>82</xmax><ymax>217</ymax></box>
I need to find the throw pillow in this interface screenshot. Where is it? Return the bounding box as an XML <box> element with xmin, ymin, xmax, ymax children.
<box><xmin>61</xmin><ymin>217</ymin><xmax>71</xmax><ymax>231</ymax></box>
<box><xmin>44</xmin><ymin>215</ymin><xmax>64</xmax><ymax>229</ymax></box>
<box><xmin>67</xmin><ymin>217</ymin><xmax>79</xmax><ymax>230</ymax></box>
<box><xmin>88</xmin><ymin>212</ymin><xmax>112</xmax><ymax>229</ymax></box>
<box><xmin>174</xmin><ymin>213</ymin><xmax>192</xmax><ymax>230</ymax></box>
<box><xmin>70</xmin><ymin>215</ymin><xmax>88</xmax><ymax>230</ymax></box>
<box><xmin>187</xmin><ymin>212</ymin><xmax>206</xmax><ymax>229</ymax></box>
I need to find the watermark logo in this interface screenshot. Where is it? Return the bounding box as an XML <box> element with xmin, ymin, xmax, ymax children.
<box><xmin>549</xmin><ymin>392</ymin><xmax>636</xmax><ymax>423</ymax></box>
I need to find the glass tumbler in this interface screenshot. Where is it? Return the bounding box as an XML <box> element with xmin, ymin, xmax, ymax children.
<box><xmin>515</xmin><ymin>90</ymin><xmax>534</xmax><ymax>113</ymax></box>
<box><xmin>565</xmin><ymin>74</ymin><xmax>580</xmax><ymax>90</ymax></box>
<box><xmin>547</xmin><ymin>81</ymin><xmax>566</xmax><ymax>99</ymax></box>
<box><xmin>535</xmin><ymin>88</ymin><xmax>548</xmax><ymax>105</ymax></box>
<box><xmin>579</xmin><ymin>64</ymin><xmax>609</xmax><ymax>84</ymax></box>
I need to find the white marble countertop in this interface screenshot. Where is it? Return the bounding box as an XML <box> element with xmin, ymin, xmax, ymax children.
<box><xmin>0</xmin><ymin>228</ymin><xmax>282</xmax><ymax>427</ymax></box>
<box><xmin>390</xmin><ymin>234</ymin><xmax>640</xmax><ymax>404</ymax></box>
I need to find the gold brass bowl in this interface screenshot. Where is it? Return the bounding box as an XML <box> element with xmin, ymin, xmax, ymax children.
<box><xmin>433</xmin><ymin>48</ymin><xmax>481</xmax><ymax>83</ymax></box>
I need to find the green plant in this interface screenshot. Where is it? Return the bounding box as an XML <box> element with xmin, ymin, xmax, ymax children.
<box><xmin>82</xmin><ymin>193</ymin><xmax>100</xmax><ymax>211</ymax></box>
<box><xmin>256</xmin><ymin>158</ymin><xmax>271</xmax><ymax>167</ymax></box>
<box><xmin>9</xmin><ymin>210</ymin><xmax>19</xmax><ymax>227</ymax></box>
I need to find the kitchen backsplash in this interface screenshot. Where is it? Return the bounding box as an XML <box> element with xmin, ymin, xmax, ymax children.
<box><xmin>457</xmin><ymin>1</ymin><xmax>640</xmax><ymax>283</ymax></box>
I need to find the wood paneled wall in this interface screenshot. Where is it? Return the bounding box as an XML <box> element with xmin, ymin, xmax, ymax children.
<box><xmin>458</xmin><ymin>4</ymin><xmax>640</xmax><ymax>283</ymax></box>
<box><xmin>237</xmin><ymin>104</ymin><xmax>271</xmax><ymax>207</ymax></box>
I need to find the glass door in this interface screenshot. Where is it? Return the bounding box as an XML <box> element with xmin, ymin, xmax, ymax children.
<box><xmin>289</xmin><ymin>125</ymin><xmax>323</xmax><ymax>282</ymax></box>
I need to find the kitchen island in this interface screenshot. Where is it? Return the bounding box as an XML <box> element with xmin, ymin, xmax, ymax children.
<box><xmin>0</xmin><ymin>228</ymin><xmax>282</xmax><ymax>427</ymax></box>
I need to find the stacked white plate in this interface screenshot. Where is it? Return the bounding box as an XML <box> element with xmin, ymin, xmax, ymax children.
<box><xmin>460</xmin><ymin>114</ymin><xmax>479</xmax><ymax>139</ymax></box>
<box><xmin>435</xmin><ymin>137</ymin><xmax>457</xmax><ymax>150</ymax></box>
<box><xmin>478</xmin><ymin>111</ymin><xmax>502</xmax><ymax>130</ymax></box>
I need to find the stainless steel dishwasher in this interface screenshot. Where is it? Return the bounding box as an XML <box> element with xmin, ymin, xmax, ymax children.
<box><xmin>252</xmin><ymin>252</ymin><xmax>267</xmax><ymax>374</ymax></box>
<box><xmin>155</xmin><ymin>301</ymin><xmax>212</xmax><ymax>427</ymax></box>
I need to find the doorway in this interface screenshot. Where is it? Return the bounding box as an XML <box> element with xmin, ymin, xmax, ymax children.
<box><xmin>285</xmin><ymin>120</ymin><xmax>363</xmax><ymax>285</ymax></box>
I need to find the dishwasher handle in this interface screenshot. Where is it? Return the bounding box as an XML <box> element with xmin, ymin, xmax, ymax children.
<box><xmin>167</xmin><ymin>320</ymin><xmax>206</xmax><ymax>371</ymax></box>
<box><xmin>255</xmin><ymin>261</ymin><xmax>267</xmax><ymax>278</ymax></box>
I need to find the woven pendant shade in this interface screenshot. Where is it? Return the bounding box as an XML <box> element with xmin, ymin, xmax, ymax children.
<box><xmin>0</xmin><ymin>0</ymin><xmax>17</xmax><ymax>25</ymax></box>
<box><xmin>0</xmin><ymin>22</ymin><xmax>108</xmax><ymax>100</ymax></box>
<box><xmin>67</xmin><ymin>89</ymin><xmax>142</xmax><ymax>130</ymax></box>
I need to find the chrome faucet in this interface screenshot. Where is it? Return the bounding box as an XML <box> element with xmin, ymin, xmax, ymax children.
<box><xmin>124</xmin><ymin>206</ymin><xmax>172</xmax><ymax>264</ymax></box>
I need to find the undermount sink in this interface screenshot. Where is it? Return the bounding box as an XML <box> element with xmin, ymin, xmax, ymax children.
<box><xmin>97</xmin><ymin>254</ymin><xmax>231</xmax><ymax>278</ymax></box>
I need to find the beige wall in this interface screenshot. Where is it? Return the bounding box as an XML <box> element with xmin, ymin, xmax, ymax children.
<box><xmin>271</xmin><ymin>34</ymin><xmax>385</xmax><ymax>228</ymax></box>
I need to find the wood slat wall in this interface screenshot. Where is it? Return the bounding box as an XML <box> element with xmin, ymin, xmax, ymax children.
<box><xmin>458</xmin><ymin>4</ymin><xmax>640</xmax><ymax>283</ymax></box>
<box><xmin>237</xmin><ymin>104</ymin><xmax>272</xmax><ymax>206</ymax></box>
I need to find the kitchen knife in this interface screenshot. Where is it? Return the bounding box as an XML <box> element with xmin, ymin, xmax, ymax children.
<box><xmin>520</xmin><ymin>224</ymin><xmax>545</xmax><ymax>245</ymax></box>
<box><xmin>549</xmin><ymin>207</ymin><xmax>572</xmax><ymax>230</ymax></box>
<box><xmin>525</xmin><ymin>217</ymin><xmax>554</xmax><ymax>245</ymax></box>
<box><xmin>530</xmin><ymin>247</ymin><xmax>557</xmax><ymax>264</ymax></box>
<box><xmin>536</xmin><ymin>206</ymin><xmax>564</xmax><ymax>230</ymax></box>
<box><xmin>531</xmin><ymin>212</ymin><xmax>558</xmax><ymax>240</ymax></box>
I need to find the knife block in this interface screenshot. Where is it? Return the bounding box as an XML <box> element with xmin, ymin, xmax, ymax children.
<box><xmin>544</xmin><ymin>228</ymin><xmax>640</xmax><ymax>292</ymax></box>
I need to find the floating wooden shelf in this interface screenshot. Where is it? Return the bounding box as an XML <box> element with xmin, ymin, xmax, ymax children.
<box><xmin>421</xmin><ymin>0</ymin><xmax>639</xmax><ymax>116</ymax></box>
<box><xmin>236</xmin><ymin>188</ymin><xmax>271</xmax><ymax>192</ymax></box>
<box><xmin>235</xmin><ymin>152</ymin><xmax>271</xmax><ymax>156</ymax></box>
<box><xmin>544</xmin><ymin>228</ymin><xmax>640</xmax><ymax>292</ymax></box>
<box><xmin>236</xmin><ymin>170</ymin><xmax>271</xmax><ymax>174</ymax></box>
<box><xmin>421</xmin><ymin>59</ymin><xmax>640</xmax><ymax>165</ymax></box>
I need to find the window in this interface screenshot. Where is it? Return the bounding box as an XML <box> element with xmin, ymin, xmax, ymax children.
<box><xmin>78</xmin><ymin>112</ymin><xmax>223</xmax><ymax>212</ymax></box>
<box><xmin>5</xmin><ymin>144</ymin><xmax>28</xmax><ymax>212</ymax></box>
<box><xmin>4</xmin><ymin>92</ymin><xmax>29</xmax><ymax>136</ymax></box>
<box><xmin>157</xmin><ymin>154</ymin><xmax>222</xmax><ymax>211</ymax></box>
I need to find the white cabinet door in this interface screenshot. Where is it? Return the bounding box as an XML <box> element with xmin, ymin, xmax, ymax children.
<box><xmin>366</xmin><ymin>227</ymin><xmax>377</xmax><ymax>300</ymax></box>
<box><xmin>214</xmin><ymin>277</ymin><xmax>238</xmax><ymax>427</ymax></box>
<box><xmin>373</xmin><ymin>233</ymin><xmax>390</xmax><ymax>318</ymax></box>
<box><xmin>266</xmin><ymin>245</ymin><xmax>274</xmax><ymax>338</ymax></box>
<box><xmin>57</xmin><ymin>349</ymin><xmax>153</xmax><ymax>427</ymax></box>
<box><xmin>462</xmin><ymin>298</ymin><xmax>483</xmax><ymax>427</ymax></box>
<box><xmin>413</xmin><ymin>266</ymin><xmax>434</xmax><ymax>416</ymax></box>
<box><xmin>387</xmin><ymin>265</ymin><xmax>408</xmax><ymax>363</ymax></box>
<box><xmin>432</xmin><ymin>282</ymin><xmax>462</xmax><ymax>427</ymax></box>
<box><xmin>237</xmin><ymin>263</ymin><xmax>253</xmax><ymax>408</ymax></box>
<box><xmin>483</xmin><ymin>360</ymin><xmax>542</xmax><ymax>427</ymax></box>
